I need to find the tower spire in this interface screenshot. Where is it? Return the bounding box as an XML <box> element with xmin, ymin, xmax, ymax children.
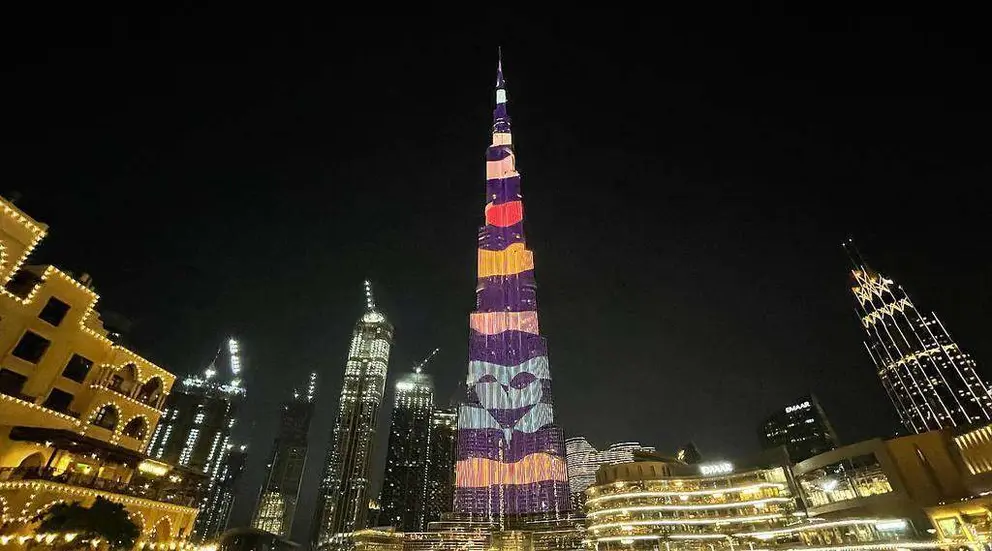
<box><xmin>843</xmin><ymin>237</ymin><xmax>869</xmax><ymax>272</ymax></box>
<box><xmin>364</xmin><ymin>279</ymin><xmax>376</xmax><ymax>311</ymax></box>
<box><xmin>493</xmin><ymin>49</ymin><xmax>511</xmax><ymax>137</ymax></box>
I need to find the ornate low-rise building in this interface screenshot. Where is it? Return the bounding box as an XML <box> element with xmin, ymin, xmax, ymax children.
<box><xmin>0</xmin><ymin>196</ymin><xmax>199</xmax><ymax>545</ymax></box>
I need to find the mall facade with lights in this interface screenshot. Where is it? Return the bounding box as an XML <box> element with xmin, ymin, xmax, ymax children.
<box><xmin>583</xmin><ymin>453</ymin><xmax>919</xmax><ymax>551</ymax></box>
<box><xmin>0</xmin><ymin>195</ymin><xmax>202</xmax><ymax>547</ymax></box>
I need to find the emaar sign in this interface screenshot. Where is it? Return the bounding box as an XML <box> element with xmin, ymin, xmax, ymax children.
<box><xmin>699</xmin><ymin>462</ymin><xmax>733</xmax><ymax>476</ymax></box>
<box><xmin>786</xmin><ymin>401</ymin><xmax>811</xmax><ymax>414</ymax></box>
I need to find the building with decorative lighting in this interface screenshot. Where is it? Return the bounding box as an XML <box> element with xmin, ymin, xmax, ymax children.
<box><xmin>147</xmin><ymin>337</ymin><xmax>248</xmax><ymax>542</ymax></box>
<box><xmin>584</xmin><ymin>454</ymin><xmax>920</xmax><ymax>551</ymax></box>
<box><xmin>380</xmin><ymin>353</ymin><xmax>436</xmax><ymax>531</ymax></box>
<box><xmin>252</xmin><ymin>372</ymin><xmax>317</xmax><ymax>537</ymax></box>
<box><xmin>845</xmin><ymin>240</ymin><xmax>992</xmax><ymax>433</ymax></box>
<box><xmin>312</xmin><ymin>281</ymin><xmax>394</xmax><ymax>549</ymax></box>
<box><xmin>0</xmin><ymin>195</ymin><xmax>199</xmax><ymax>545</ymax></box>
<box><xmin>453</xmin><ymin>52</ymin><xmax>570</xmax><ymax>521</ymax></box>
<box><xmin>759</xmin><ymin>394</ymin><xmax>839</xmax><ymax>463</ymax></box>
<box><xmin>565</xmin><ymin>438</ymin><xmax>655</xmax><ymax>509</ymax></box>
<box><xmin>426</xmin><ymin>407</ymin><xmax>457</xmax><ymax>525</ymax></box>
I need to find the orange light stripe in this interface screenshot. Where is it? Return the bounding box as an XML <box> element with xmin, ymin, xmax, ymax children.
<box><xmin>469</xmin><ymin>311</ymin><xmax>539</xmax><ymax>336</ymax></box>
<box><xmin>455</xmin><ymin>453</ymin><xmax>567</xmax><ymax>488</ymax></box>
<box><xmin>478</xmin><ymin>243</ymin><xmax>534</xmax><ymax>277</ymax></box>
<box><xmin>486</xmin><ymin>155</ymin><xmax>518</xmax><ymax>180</ymax></box>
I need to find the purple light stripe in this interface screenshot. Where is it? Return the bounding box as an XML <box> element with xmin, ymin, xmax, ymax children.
<box><xmin>486</xmin><ymin>146</ymin><xmax>513</xmax><ymax>162</ymax></box>
<box><xmin>469</xmin><ymin>332</ymin><xmax>547</xmax><ymax>365</ymax></box>
<box><xmin>486</xmin><ymin>176</ymin><xmax>521</xmax><ymax>205</ymax></box>
<box><xmin>476</xmin><ymin>271</ymin><xmax>537</xmax><ymax>312</ymax></box>
<box><xmin>454</xmin><ymin>480</ymin><xmax>571</xmax><ymax>515</ymax></box>
<box><xmin>479</xmin><ymin>222</ymin><xmax>526</xmax><ymax>251</ymax></box>
<box><xmin>456</xmin><ymin>427</ymin><xmax>564</xmax><ymax>462</ymax></box>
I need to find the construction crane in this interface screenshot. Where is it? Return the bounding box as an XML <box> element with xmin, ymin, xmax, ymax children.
<box><xmin>413</xmin><ymin>347</ymin><xmax>440</xmax><ymax>374</ymax></box>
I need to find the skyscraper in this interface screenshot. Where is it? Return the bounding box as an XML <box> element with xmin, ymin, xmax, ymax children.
<box><xmin>564</xmin><ymin>438</ymin><xmax>655</xmax><ymax>509</ymax></box>
<box><xmin>454</xmin><ymin>55</ymin><xmax>571</xmax><ymax>519</ymax></box>
<box><xmin>252</xmin><ymin>372</ymin><xmax>318</xmax><ymax>537</ymax></box>
<box><xmin>312</xmin><ymin>281</ymin><xmax>394</xmax><ymax>548</ymax></box>
<box><xmin>758</xmin><ymin>394</ymin><xmax>839</xmax><ymax>462</ymax></box>
<box><xmin>845</xmin><ymin>240</ymin><xmax>992</xmax><ymax>434</ymax></box>
<box><xmin>379</xmin><ymin>356</ymin><xmax>435</xmax><ymax>531</ymax></box>
<box><xmin>146</xmin><ymin>337</ymin><xmax>246</xmax><ymax>542</ymax></box>
<box><xmin>426</xmin><ymin>407</ymin><xmax>458</xmax><ymax>524</ymax></box>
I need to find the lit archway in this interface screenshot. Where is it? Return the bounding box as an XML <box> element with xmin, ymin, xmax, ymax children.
<box><xmin>150</xmin><ymin>516</ymin><xmax>172</xmax><ymax>542</ymax></box>
<box><xmin>109</xmin><ymin>363</ymin><xmax>139</xmax><ymax>395</ymax></box>
<box><xmin>122</xmin><ymin>417</ymin><xmax>148</xmax><ymax>440</ymax></box>
<box><xmin>91</xmin><ymin>404</ymin><xmax>119</xmax><ymax>431</ymax></box>
<box><xmin>136</xmin><ymin>377</ymin><xmax>163</xmax><ymax>405</ymax></box>
<box><xmin>18</xmin><ymin>452</ymin><xmax>44</xmax><ymax>469</ymax></box>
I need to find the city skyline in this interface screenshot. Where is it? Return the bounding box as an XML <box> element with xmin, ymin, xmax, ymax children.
<box><xmin>5</xmin><ymin>19</ymin><xmax>991</xmax><ymax>543</ymax></box>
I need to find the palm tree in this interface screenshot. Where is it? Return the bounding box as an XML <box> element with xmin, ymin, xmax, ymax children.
<box><xmin>32</xmin><ymin>496</ymin><xmax>141</xmax><ymax>550</ymax></box>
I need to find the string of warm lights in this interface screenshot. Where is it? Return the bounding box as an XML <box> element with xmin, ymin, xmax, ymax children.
<box><xmin>0</xmin><ymin>481</ymin><xmax>198</xmax><ymax>514</ymax></box>
<box><xmin>585</xmin><ymin>482</ymin><xmax>789</xmax><ymax>505</ymax></box>
<box><xmin>586</xmin><ymin>497</ymin><xmax>794</xmax><ymax>517</ymax></box>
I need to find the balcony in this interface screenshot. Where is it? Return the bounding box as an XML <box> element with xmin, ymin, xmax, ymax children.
<box><xmin>0</xmin><ymin>466</ymin><xmax>197</xmax><ymax>507</ymax></box>
<box><xmin>93</xmin><ymin>363</ymin><xmax>167</xmax><ymax>410</ymax></box>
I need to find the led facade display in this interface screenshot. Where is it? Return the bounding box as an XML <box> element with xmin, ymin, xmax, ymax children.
<box><xmin>453</xmin><ymin>58</ymin><xmax>570</xmax><ymax>517</ymax></box>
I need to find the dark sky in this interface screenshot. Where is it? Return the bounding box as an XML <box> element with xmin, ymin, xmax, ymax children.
<box><xmin>4</xmin><ymin>16</ymin><xmax>991</xmax><ymax>543</ymax></box>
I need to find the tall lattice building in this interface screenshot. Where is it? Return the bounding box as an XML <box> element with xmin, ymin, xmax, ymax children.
<box><xmin>846</xmin><ymin>240</ymin><xmax>992</xmax><ymax>434</ymax></box>
<box><xmin>564</xmin><ymin>438</ymin><xmax>655</xmax><ymax>509</ymax></box>
<box><xmin>379</xmin><ymin>366</ymin><xmax>434</xmax><ymax>531</ymax></box>
<box><xmin>454</xmin><ymin>55</ymin><xmax>571</xmax><ymax>519</ymax></box>
<box><xmin>312</xmin><ymin>282</ymin><xmax>393</xmax><ymax>548</ymax></box>
<box><xmin>252</xmin><ymin>372</ymin><xmax>317</xmax><ymax>537</ymax></box>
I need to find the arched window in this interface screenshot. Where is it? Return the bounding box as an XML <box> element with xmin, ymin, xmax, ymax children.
<box><xmin>91</xmin><ymin>404</ymin><xmax>118</xmax><ymax>430</ymax></box>
<box><xmin>108</xmin><ymin>363</ymin><xmax>138</xmax><ymax>395</ymax></box>
<box><xmin>18</xmin><ymin>452</ymin><xmax>44</xmax><ymax>469</ymax></box>
<box><xmin>122</xmin><ymin>417</ymin><xmax>148</xmax><ymax>440</ymax></box>
<box><xmin>150</xmin><ymin>517</ymin><xmax>171</xmax><ymax>542</ymax></box>
<box><xmin>136</xmin><ymin>377</ymin><xmax>163</xmax><ymax>405</ymax></box>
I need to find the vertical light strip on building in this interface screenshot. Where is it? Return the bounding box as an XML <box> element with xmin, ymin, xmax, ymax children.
<box><xmin>845</xmin><ymin>240</ymin><xmax>992</xmax><ymax>433</ymax></box>
<box><xmin>453</xmin><ymin>53</ymin><xmax>570</xmax><ymax>518</ymax></box>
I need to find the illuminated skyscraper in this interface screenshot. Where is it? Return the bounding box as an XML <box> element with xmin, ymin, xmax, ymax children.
<box><xmin>146</xmin><ymin>337</ymin><xmax>247</xmax><ymax>542</ymax></box>
<box><xmin>454</xmin><ymin>55</ymin><xmax>571</xmax><ymax>519</ymax></box>
<box><xmin>846</xmin><ymin>240</ymin><xmax>992</xmax><ymax>434</ymax></box>
<box><xmin>312</xmin><ymin>282</ymin><xmax>393</xmax><ymax>549</ymax></box>
<box><xmin>426</xmin><ymin>407</ymin><xmax>458</xmax><ymax>524</ymax></box>
<box><xmin>252</xmin><ymin>372</ymin><xmax>317</xmax><ymax>537</ymax></box>
<box><xmin>379</xmin><ymin>354</ymin><xmax>436</xmax><ymax>531</ymax></box>
<box><xmin>564</xmin><ymin>438</ymin><xmax>655</xmax><ymax>509</ymax></box>
<box><xmin>759</xmin><ymin>394</ymin><xmax>839</xmax><ymax>462</ymax></box>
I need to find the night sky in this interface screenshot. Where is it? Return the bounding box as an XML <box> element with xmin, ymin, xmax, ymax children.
<box><xmin>4</xmin><ymin>17</ymin><xmax>990</xmax><ymax>543</ymax></box>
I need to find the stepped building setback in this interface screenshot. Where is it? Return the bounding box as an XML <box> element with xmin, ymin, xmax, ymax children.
<box><xmin>453</xmin><ymin>51</ymin><xmax>570</xmax><ymax>521</ymax></box>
